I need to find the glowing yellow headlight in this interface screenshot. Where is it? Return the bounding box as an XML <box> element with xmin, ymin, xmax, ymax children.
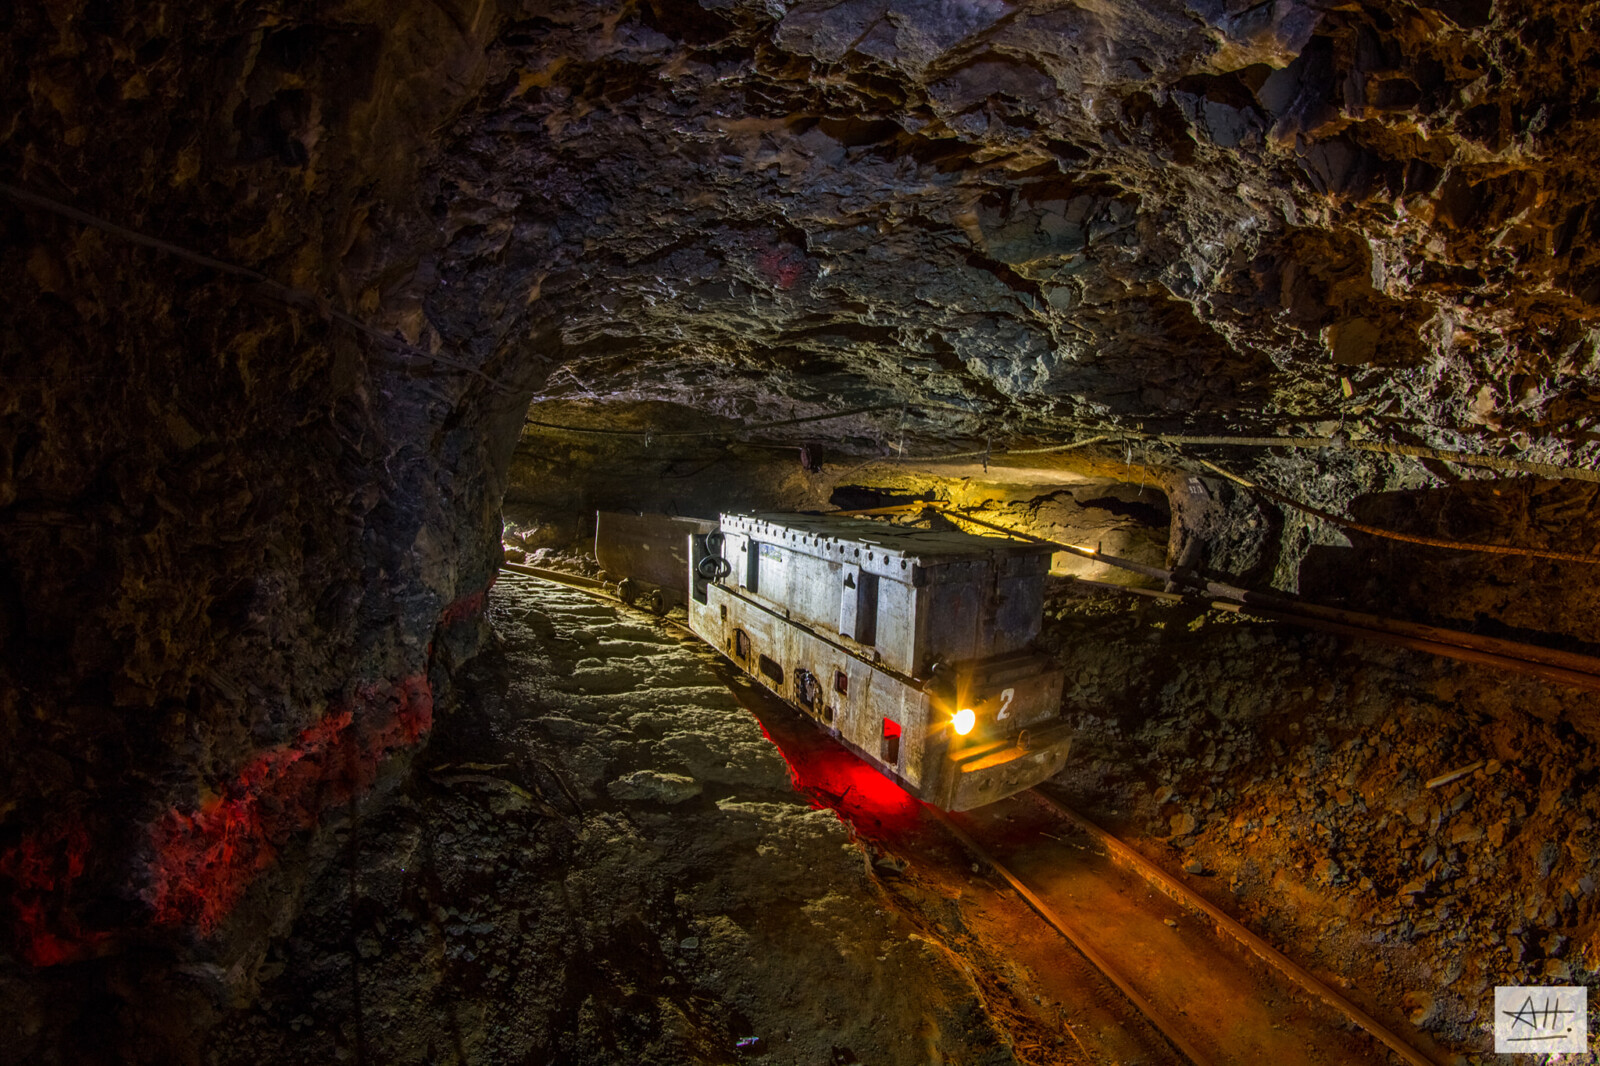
<box><xmin>952</xmin><ymin>708</ymin><xmax>976</xmax><ymax>736</ymax></box>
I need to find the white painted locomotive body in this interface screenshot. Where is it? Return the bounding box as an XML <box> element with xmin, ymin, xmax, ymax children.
<box><xmin>686</xmin><ymin>512</ymin><xmax>1070</xmax><ymax>810</ymax></box>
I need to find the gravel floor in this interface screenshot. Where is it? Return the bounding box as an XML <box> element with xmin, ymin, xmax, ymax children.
<box><xmin>201</xmin><ymin>568</ymin><xmax>1595</xmax><ymax>1064</ymax></box>
<box><xmin>206</xmin><ymin>572</ymin><xmax>1019</xmax><ymax>1066</ymax></box>
<box><xmin>1042</xmin><ymin>586</ymin><xmax>1600</xmax><ymax>1062</ymax></box>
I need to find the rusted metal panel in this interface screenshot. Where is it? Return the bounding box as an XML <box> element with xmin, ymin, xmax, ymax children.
<box><xmin>945</xmin><ymin>723</ymin><xmax>1073</xmax><ymax>810</ymax></box>
<box><xmin>594</xmin><ymin>511</ymin><xmax>716</xmax><ymax>608</ymax></box>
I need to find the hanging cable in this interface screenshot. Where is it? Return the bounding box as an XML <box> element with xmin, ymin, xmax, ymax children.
<box><xmin>869</xmin><ymin>434</ymin><xmax>1115</xmax><ymax>464</ymax></box>
<box><xmin>0</xmin><ymin>181</ymin><xmax>518</xmax><ymax>395</ymax></box>
<box><xmin>13</xmin><ymin>175</ymin><xmax>1600</xmax><ymax>485</ymax></box>
<box><xmin>853</xmin><ymin>426</ymin><xmax>1599</xmax><ymax>485</ymax></box>
<box><xmin>24</xmin><ymin>166</ymin><xmax>1590</xmax><ymax>487</ymax></box>
<box><xmin>1194</xmin><ymin>456</ymin><xmax>1600</xmax><ymax>566</ymax></box>
<box><xmin>522</xmin><ymin>402</ymin><xmax>974</xmax><ymax>438</ymax></box>
<box><xmin>1149</xmin><ymin>432</ymin><xmax>1600</xmax><ymax>484</ymax></box>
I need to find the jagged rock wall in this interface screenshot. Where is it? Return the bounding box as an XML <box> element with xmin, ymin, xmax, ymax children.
<box><xmin>0</xmin><ymin>0</ymin><xmax>528</xmax><ymax>1040</ymax></box>
<box><xmin>475</xmin><ymin>0</ymin><xmax>1600</xmax><ymax>625</ymax></box>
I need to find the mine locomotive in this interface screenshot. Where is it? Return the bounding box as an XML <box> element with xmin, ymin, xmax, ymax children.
<box><xmin>683</xmin><ymin>512</ymin><xmax>1071</xmax><ymax>810</ymax></box>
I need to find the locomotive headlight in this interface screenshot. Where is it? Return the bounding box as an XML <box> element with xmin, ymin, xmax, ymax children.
<box><xmin>952</xmin><ymin>707</ymin><xmax>976</xmax><ymax>736</ymax></box>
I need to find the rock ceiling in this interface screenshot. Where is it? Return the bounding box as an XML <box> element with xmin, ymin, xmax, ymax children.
<box><xmin>413</xmin><ymin>0</ymin><xmax>1600</xmax><ymax>455</ymax></box>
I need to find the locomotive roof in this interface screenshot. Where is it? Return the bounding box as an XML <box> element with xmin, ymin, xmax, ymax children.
<box><xmin>721</xmin><ymin>511</ymin><xmax>1053</xmax><ymax>564</ymax></box>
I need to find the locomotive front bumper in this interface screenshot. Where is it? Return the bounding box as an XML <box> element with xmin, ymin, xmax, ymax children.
<box><xmin>936</xmin><ymin>721</ymin><xmax>1074</xmax><ymax>811</ymax></box>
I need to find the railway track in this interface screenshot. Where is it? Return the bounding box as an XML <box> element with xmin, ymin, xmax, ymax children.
<box><xmin>498</xmin><ymin>563</ymin><xmax>1445</xmax><ymax>1065</ymax></box>
<box><xmin>933</xmin><ymin>793</ymin><xmax>1446</xmax><ymax>1066</ymax></box>
<box><xmin>1029</xmin><ymin>792</ymin><xmax>1439</xmax><ymax>1065</ymax></box>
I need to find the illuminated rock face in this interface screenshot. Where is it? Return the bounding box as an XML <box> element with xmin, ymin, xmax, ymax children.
<box><xmin>1</xmin><ymin>0</ymin><xmax>1598</xmax><ymax>1053</ymax></box>
<box><xmin>451</xmin><ymin>0</ymin><xmax>1600</xmax><ymax>435</ymax></box>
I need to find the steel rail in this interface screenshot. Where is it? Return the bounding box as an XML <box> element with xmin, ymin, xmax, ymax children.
<box><xmin>1026</xmin><ymin>792</ymin><xmax>1443</xmax><ymax>1066</ymax></box>
<box><xmin>927</xmin><ymin>808</ymin><xmax>1217</xmax><ymax>1066</ymax></box>
<box><xmin>499</xmin><ymin>560</ymin><xmax>610</xmax><ymax>589</ymax></box>
<box><xmin>502</xmin><ymin>564</ymin><xmax>1204</xmax><ymax>1063</ymax></box>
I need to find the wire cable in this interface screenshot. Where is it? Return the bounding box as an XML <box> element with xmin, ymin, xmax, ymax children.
<box><xmin>850</xmin><ymin>426</ymin><xmax>1599</xmax><ymax>491</ymax></box>
<box><xmin>871</xmin><ymin>434</ymin><xmax>1115</xmax><ymax>464</ymax></box>
<box><xmin>874</xmin><ymin>429</ymin><xmax>1599</xmax><ymax>482</ymax></box>
<box><xmin>15</xmin><ymin>181</ymin><xmax>1594</xmax><ymax>485</ymax></box>
<box><xmin>1194</xmin><ymin>456</ymin><xmax>1600</xmax><ymax>566</ymax></box>
<box><xmin>0</xmin><ymin>181</ymin><xmax>517</xmax><ymax>395</ymax></box>
<box><xmin>521</xmin><ymin>402</ymin><xmax>933</xmax><ymax>438</ymax></box>
<box><xmin>1149</xmin><ymin>432</ymin><xmax>1600</xmax><ymax>484</ymax></box>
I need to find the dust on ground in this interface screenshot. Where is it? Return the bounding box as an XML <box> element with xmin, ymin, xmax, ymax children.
<box><xmin>206</xmin><ymin>573</ymin><xmax>1022</xmax><ymax>1066</ymax></box>
<box><xmin>1042</xmin><ymin>585</ymin><xmax>1600</xmax><ymax>1062</ymax></box>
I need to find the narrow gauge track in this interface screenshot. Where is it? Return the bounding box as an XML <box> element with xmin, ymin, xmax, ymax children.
<box><xmin>934</xmin><ymin>793</ymin><xmax>1446</xmax><ymax>1066</ymax></box>
<box><xmin>499</xmin><ymin>563</ymin><xmax>1443</xmax><ymax>1066</ymax></box>
<box><xmin>1027</xmin><ymin>792</ymin><xmax>1441</xmax><ymax>1066</ymax></box>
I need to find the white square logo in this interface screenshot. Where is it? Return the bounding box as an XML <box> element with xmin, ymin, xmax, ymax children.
<box><xmin>1496</xmin><ymin>986</ymin><xmax>1587</xmax><ymax>1054</ymax></box>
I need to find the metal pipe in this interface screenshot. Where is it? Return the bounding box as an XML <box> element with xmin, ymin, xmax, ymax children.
<box><xmin>934</xmin><ymin>507</ymin><xmax>1173</xmax><ymax>584</ymax></box>
<box><xmin>934</xmin><ymin>507</ymin><xmax>1600</xmax><ymax>690</ymax></box>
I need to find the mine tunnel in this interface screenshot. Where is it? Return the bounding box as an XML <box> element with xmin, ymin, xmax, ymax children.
<box><xmin>4</xmin><ymin>0</ymin><xmax>1600</xmax><ymax>1062</ymax></box>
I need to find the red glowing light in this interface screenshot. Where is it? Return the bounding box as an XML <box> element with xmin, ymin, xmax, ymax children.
<box><xmin>749</xmin><ymin>708</ymin><xmax>924</xmax><ymax>837</ymax></box>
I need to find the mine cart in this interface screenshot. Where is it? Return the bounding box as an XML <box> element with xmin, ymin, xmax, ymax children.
<box><xmin>595</xmin><ymin>511</ymin><xmax>718</xmax><ymax>612</ymax></box>
<box><xmin>687</xmin><ymin>512</ymin><xmax>1070</xmax><ymax>810</ymax></box>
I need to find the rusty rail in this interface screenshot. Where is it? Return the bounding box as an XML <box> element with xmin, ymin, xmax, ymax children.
<box><xmin>498</xmin><ymin>562</ymin><xmax>1443</xmax><ymax>1064</ymax></box>
<box><xmin>1026</xmin><ymin>792</ymin><xmax>1443</xmax><ymax>1066</ymax></box>
<box><xmin>500</xmin><ymin>561</ymin><xmax>609</xmax><ymax>589</ymax></box>
<box><xmin>927</xmin><ymin>808</ymin><xmax>1218</xmax><ymax>1066</ymax></box>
